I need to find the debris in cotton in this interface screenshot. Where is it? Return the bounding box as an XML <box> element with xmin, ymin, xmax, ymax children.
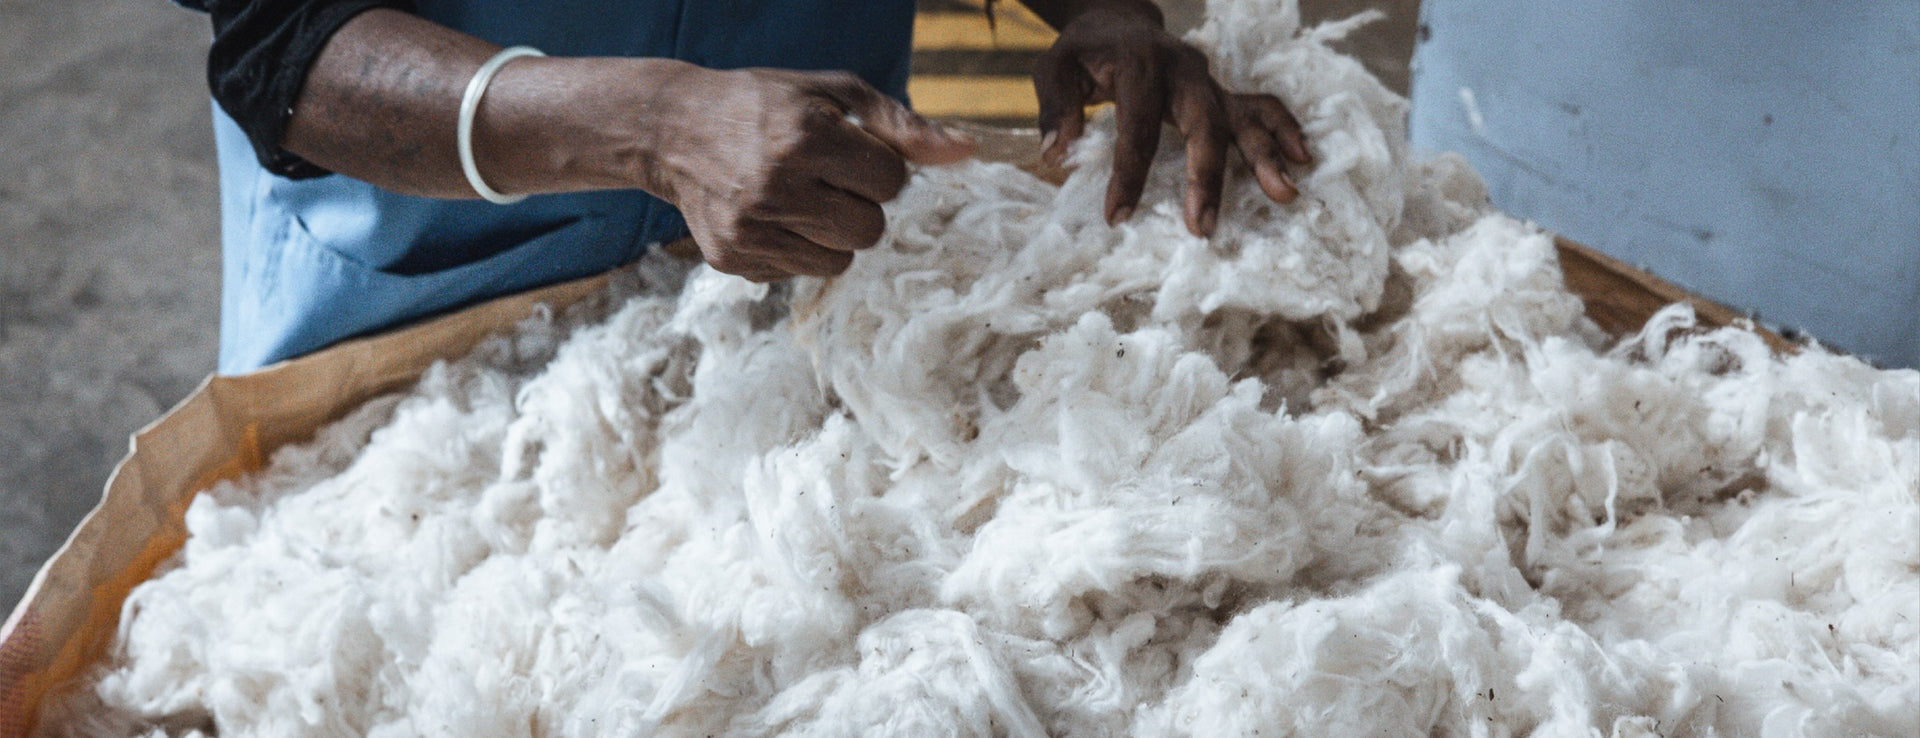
<box><xmin>38</xmin><ymin>1</ymin><xmax>1920</xmax><ymax>735</ymax></box>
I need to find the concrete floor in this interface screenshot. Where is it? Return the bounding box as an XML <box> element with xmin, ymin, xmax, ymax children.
<box><xmin>0</xmin><ymin>0</ymin><xmax>219</xmax><ymax>614</ymax></box>
<box><xmin>0</xmin><ymin>0</ymin><xmax>1417</xmax><ymax>615</ymax></box>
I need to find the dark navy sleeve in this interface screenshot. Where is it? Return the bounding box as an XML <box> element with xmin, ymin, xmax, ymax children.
<box><xmin>183</xmin><ymin>0</ymin><xmax>416</xmax><ymax>178</ymax></box>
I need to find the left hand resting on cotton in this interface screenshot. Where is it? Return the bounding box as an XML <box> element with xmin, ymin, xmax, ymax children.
<box><xmin>1021</xmin><ymin>0</ymin><xmax>1313</xmax><ymax>236</ymax></box>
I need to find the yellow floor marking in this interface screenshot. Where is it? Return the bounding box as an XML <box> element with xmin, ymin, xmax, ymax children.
<box><xmin>913</xmin><ymin>13</ymin><xmax>1057</xmax><ymax>51</ymax></box>
<box><xmin>908</xmin><ymin>76</ymin><xmax>1039</xmax><ymax>119</ymax></box>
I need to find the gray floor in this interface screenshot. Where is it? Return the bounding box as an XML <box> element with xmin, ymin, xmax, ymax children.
<box><xmin>1</xmin><ymin>0</ymin><xmax>219</xmax><ymax>614</ymax></box>
<box><xmin>0</xmin><ymin>0</ymin><xmax>1416</xmax><ymax>616</ymax></box>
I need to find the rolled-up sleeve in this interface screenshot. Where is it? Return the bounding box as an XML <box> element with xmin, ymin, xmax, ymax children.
<box><xmin>181</xmin><ymin>0</ymin><xmax>415</xmax><ymax>178</ymax></box>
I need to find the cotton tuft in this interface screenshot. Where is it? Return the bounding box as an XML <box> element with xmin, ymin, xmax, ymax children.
<box><xmin>38</xmin><ymin>1</ymin><xmax>1919</xmax><ymax>736</ymax></box>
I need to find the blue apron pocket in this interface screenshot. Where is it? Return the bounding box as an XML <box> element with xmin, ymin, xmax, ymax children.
<box><xmin>224</xmin><ymin>209</ymin><xmax>629</xmax><ymax>372</ymax></box>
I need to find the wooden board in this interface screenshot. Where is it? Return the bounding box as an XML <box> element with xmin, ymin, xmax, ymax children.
<box><xmin>1554</xmin><ymin>236</ymin><xmax>1793</xmax><ymax>354</ymax></box>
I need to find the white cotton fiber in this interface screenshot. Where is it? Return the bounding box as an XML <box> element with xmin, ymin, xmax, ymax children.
<box><xmin>37</xmin><ymin>0</ymin><xmax>1919</xmax><ymax>735</ymax></box>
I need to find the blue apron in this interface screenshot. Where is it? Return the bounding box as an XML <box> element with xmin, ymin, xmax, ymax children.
<box><xmin>1409</xmin><ymin>0</ymin><xmax>1919</xmax><ymax>368</ymax></box>
<box><xmin>216</xmin><ymin>0</ymin><xmax>915</xmax><ymax>373</ymax></box>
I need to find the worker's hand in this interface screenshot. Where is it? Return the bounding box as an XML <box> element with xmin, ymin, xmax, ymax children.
<box><xmin>638</xmin><ymin>68</ymin><xmax>976</xmax><ymax>282</ymax></box>
<box><xmin>1032</xmin><ymin>4</ymin><xmax>1312</xmax><ymax>236</ymax></box>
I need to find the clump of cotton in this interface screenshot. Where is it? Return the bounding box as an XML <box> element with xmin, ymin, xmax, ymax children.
<box><xmin>37</xmin><ymin>0</ymin><xmax>1918</xmax><ymax>735</ymax></box>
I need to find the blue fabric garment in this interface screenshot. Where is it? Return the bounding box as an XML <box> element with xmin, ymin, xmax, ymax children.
<box><xmin>1409</xmin><ymin>0</ymin><xmax>1920</xmax><ymax>368</ymax></box>
<box><xmin>217</xmin><ymin>0</ymin><xmax>916</xmax><ymax>373</ymax></box>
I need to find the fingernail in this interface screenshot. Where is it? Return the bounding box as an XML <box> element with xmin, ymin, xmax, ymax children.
<box><xmin>1277</xmin><ymin>172</ymin><xmax>1301</xmax><ymax>203</ymax></box>
<box><xmin>1111</xmin><ymin>206</ymin><xmax>1134</xmax><ymax>224</ymax></box>
<box><xmin>1200</xmin><ymin>207</ymin><xmax>1217</xmax><ymax>235</ymax></box>
<box><xmin>1042</xmin><ymin>131</ymin><xmax>1064</xmax><ymax>167</ymax></box>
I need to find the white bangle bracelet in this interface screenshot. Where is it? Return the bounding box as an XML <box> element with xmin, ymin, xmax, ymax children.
<box><xmin>458</xmin><ymin>45</ymin><xmax>545</xmax><ymax>205</ymax></box>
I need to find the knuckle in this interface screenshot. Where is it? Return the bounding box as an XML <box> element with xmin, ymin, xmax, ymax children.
<box><xmin>822</xmin><ymin>70</ymin><xmax>863</xmax><ymax>88</ymax></box>
<box><xmin>740</xmin><ymin>198</ymin><xmax>785</xmax><ymax>225</ymax></box>
<box><xmin>766</xmin><ymin>131</ymin><xmax>816</xmax><ymax>167</ymax></box>
<box><xmin>1130</xmin><ymin>36</ymin><xmax>1167</xmax><ymax>61</ymax></box>
<box><xmin>797</xmin><ymin>99</ymin><xmax>845</xmax><ymax>132</ymax></box>
<box><xmin>1111</xmin><ymin>164</ymin><xmax>1147</xmax><ymax>192</ymax></box>
<box><xmin>1237</xmin><ymin>128</ymin><xmax>1276</xmax><ymax>156</ymax></box>
<box><xmin>872</xmin><ymin>155</ymin><xmax>909</xmax><ymax>199</ymax></box>
<box><xmin>1135</xmin><ymin>45</ymin><xmax>1170</xmax><ymax>74</ymax></box>
<box><xmin>707</xmin><ymin>250</ymin><xmax>749</xmax><ymax>274</ymax></box>
<box><xmin>807</xmin><ymin>69</ymin><xmax>863</xmax><ymax>95</ymax></box>
<box><xmin>736</xmin><ymin>193</ymin><xmax>781</xmax><ymax>221</ymax></box>
<box><xmin>1114</xmin><ymin>140</ymin><xmax>1151</xmax><ymax>167</ymax></box>
<box><xmin>1205</xmin><ymin>116</ymin><xmax>1232</xmax><ymax>143</ymax></box>
<box><xmin>1188</xmin><ymin>158</ymin><xmax>1223</xmax><ymax>187</ymax></box>
<box><xmin>851</xmin><ymin>206</ymin><xmax>887</xmax><ymax>248</ymax></box>
<box><xmin>1033</xmin><ymin>46</ymin><xmax>1068</xmax><ymax>77</ymax></box>
<box><xmin>1175</xmin><ymin>45</ymin><xmax>1211</xmax><ymax>70</ymax></box>
<box><xmin>1257</xmin><ymin>97</ymin><xmax>1302</xmax><ymax>128</ymax></box>
<box><xmin>821</xmin><ymin>251</ymin><xmax>854</xmax><ymax>275</ymax></box>
<box><xmin>1153</xmin><ymin>40</ymin><xmax>1192</xmax><ymax>70</ymax></box>
<box><xmin>1228</xmin><ymin>99</ymin><xmax>1266</xmax><ymax>128</ymax></box>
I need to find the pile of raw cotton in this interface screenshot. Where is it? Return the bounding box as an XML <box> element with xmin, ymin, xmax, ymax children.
<box><xmin>42</xmin><ymin>1</ymin><xmax>1918</xmax><ymax>735</ymax></box>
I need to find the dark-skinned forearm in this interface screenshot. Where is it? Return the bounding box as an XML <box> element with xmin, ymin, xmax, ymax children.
<box><xmin>1015</xmin><ymin>0</ymin><xmax>1163</xmax><ymax>32</ymax></box>
<box><xmin>282</xmin><ymin>7</ymin><xmax>976</xmax><ymax>281</ymax></box>
<box><xmin>281</xmin><ymin>8</ymin><xmax>685</xmax><ymax>200</ymax></box>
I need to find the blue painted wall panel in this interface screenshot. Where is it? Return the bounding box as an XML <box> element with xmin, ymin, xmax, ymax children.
<box><xmin>1410</xmin><ymin>0</ymin><xmax>1919</xmax><ymax>367</ymax></box>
